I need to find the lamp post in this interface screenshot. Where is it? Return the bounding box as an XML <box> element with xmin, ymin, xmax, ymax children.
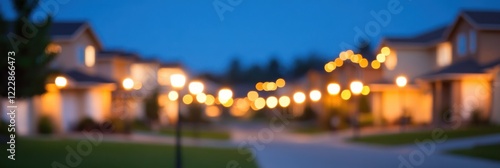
<box><xmin>396</xmin><ymin>76</ymin><xmax>408</xmax><ymax>132</ymax></box>
<box><xmin>188</xmin><ymin>81</ymin><xmax>204</xmax><ymax>140</ymax></box>
<box><xmin>350</xmin><ymin>80</ymin><xmax>363</xmax><ymax>138</ymax></box>
<box><xmin>327</xmin><ymin>83</ymin><xmax>341</xmax><ymax>129</ymax></box>
<box><xmin>122</xmin><ymin>78</ymin><xmax>134</xmax><ymax>133</ymax></box>
<box><xmin>170</xmin><ymin>74</ymin><xmax>186</xmax><ymax>168</ymax></box>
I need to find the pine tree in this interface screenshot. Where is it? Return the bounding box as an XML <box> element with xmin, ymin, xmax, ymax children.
<box><xmin>0</xmin><ymin>0</ymin><xmax>56</xmax><ymax>98</ymax></box>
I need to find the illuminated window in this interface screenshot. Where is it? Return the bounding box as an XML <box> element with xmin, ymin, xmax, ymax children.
<box><xmin>84</xmin><ymin>45</ymin><xmax>95</xmax><ymax>67</ymax></box>
<box><xmin>456</xmin><ymin>33</ymin><xmax>467</xmax><ymax>57</ymax></box>
<box><xmin>469</xmin><ymin>30</ymin><xmax>476</xmax><ymax>54</ymax></box>
<box><xmin>385</xmin><ymin>50</ymin><xmax>397</xmax><ymax>70</ymax></box>
<box><xmin>45</xmin><ymin>43</ymin><xmax>61</xmax><ymax>54</ymax></box>
<box><xmin>437</xmin><ymin>42</ymin><xmax>452</xmax><ymax>67</ymax></box>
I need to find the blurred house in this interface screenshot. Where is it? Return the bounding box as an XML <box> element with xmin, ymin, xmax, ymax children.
<box><xmin>1</xmin><ymin>22</ymin><xmax>117</xmax><ymax>135</ymax></box>
<box><xmin>372</xmin><ymin>10</ymin><xmax>500</xmax><ymax>126</ymax></box>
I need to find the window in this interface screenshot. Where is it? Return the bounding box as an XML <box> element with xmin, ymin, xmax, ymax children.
<box><xmin>456</xmin><ymin>33</ymin><xmax>467</xmax><ymax>57</ymax></box>
<box><xmin>78</xmin><ymin>46</ymin><xmax>85</xmax><ymax>65</ymax></box>
<box><xmin>45</xmin><ymin>43</ymin><xmax>61</xmax><ymax>54</ymax></box>
<box><xmin>469</xmin><ymin>30</ymin><xmax>476</xmax><ymax>54</ymax></box>
<box><xmin>437</xmin><ymin>42</ymin><xmax>452</xmax><ymax>67</ymax></box>
<box><xmin>384</xmin><ymin>50</ymin><xmax>397</xmax><ymax>70</ymax></box>
<box><xmin>84</xmin><ymin>45</ymin><xmax>95</xmax><ymax>67</ymax></box>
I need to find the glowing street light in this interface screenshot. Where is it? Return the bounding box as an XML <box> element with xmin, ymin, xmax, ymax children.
<box><xmin>396</xmin><ymin>76</ymin><xmax>408</xmax><ymax>88</ymax></box>
<box><xmin>168</xmin><ymin>91</ymin><xmax>179</xmax><ymax>101</ymax></box>
<box><xmin>188</xmin><ymin>81</ymin><xmax>204</xmax><ymax>95</ymax></box>
<box><xmin>279</xmin><ymin>96</ymin><xmax>291</xmax><ymax>108</ymax></box>
<box><xmin>350</xmin><ymin>81</ymin><xmax>363</xmax><ymax>95</ymax></box>
<box><xmin>309</xmin><ymin>90</ymin><xmax>322</xmax><ymax>102</ymax></box>
<box><xmin>169</xmin><ymin>73</ymin><xmax>186</xmax><ymax>168</ymax></box>
<box><xmin>327</xmin><ymin>83</ymin><xmax>341</xmax><ymax>95</ymax></box>
<box><xmin>55</xmin><ymin>76</ymin><xmax>67</xmax><ymax>88</ymax></box>
<box><xmin>122</xmin><ymin>78</ymin><xmax>134</xmax><ymax>90</ymax></box>
<box><xmin>170</xmin><ymin>74</ymin><xmax>186</xmax><ymax>89</ymax></box>
<box><xmin>266</xmin><ymin>96</ymin><xmax>278</xmax><ymax>109</ymax></box>
<box><xmin>218</xmin><ymin>88</ymin><xmax>233</xmax><ymax>104</ymax></box>
<box><xmin>293</xmin><ymin>92</ymin><xmax>306</xmax><ymax>104</ymax></box>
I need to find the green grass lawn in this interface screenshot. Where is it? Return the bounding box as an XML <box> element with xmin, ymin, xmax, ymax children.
<box><xmin>350</xmin><ymin>126</ymin><xmax>500</xmax><ymax>146</ymax></box>
<box><xmin>159</xmin><ymin>128</ymin><xmax>230</xmax><ymax>140</ymax></box>
<box><xmin>0</xmin><ymin>138</ymin><xmax>258</xmax><ymax>168</ymax></box>
<box><xmin>448</xmin><ymin>143</ymin><xmax>500</xmax><ymax>162</ymax></box>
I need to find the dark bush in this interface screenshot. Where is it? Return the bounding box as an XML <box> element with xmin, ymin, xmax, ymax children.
<box><xmin>75</xmin><ymin>117</ymin><xmax>98</xmax><ymax>132</ymax></box>
<box><xmin>38</xmin><ymin>116</ymin><xmax>54</xmax><ymax>134</ymax></box>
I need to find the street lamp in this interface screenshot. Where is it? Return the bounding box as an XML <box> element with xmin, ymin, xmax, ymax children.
<box><xmin>122</xmin><ymin>78</ymin><xmax>134</xmax><ymax>90</ymax></box>
<box><xmin>266</xmin><ymin>96</ymin><xmax>278</xmax><ymax>109</ymax></box>
<box><xmin>309</xmin><ymin>90</ymin><xmax>322</xmax><ymax>102</ymax></box>
<box><xmin>279</xmin><ymin>96</ymin><xmax>291</xmax><ymax>115</ymax></box>
<box><xmin>293</xmin><ymin>91</ymin><xmax>306</xmax><ymax>104</ymax></box>
<box><xmin>188</xmin><ymin>81</ymin><xmax>204</xmax><ymax>95</ymax></box>
<box><xmin>396</xmin><ymin>75</ymin><xmax>408</xmax><ymax>132</ymax></box>
<box><xmin>349</xmin><ymin>80</ymin><xmax>363</xmax><ymax>138</ymax></box>
<box><xmin>170</xmin><ymin>73</ymin><xmax>186</xmax><ymax>168</ymax></box>
<box><xmin>218</xmin><ymin>88</ymin><xmax>233</xmax><ymax>105</ymax></box>
<box><xmin>55</xmin><ymin>76</ymin><xmax>67</xmax><ymax>88</ymax></box>
<box><xmin>327</xmin><ymin>83</ymin><xmax>341</xmax><ymax>95</ymax></box>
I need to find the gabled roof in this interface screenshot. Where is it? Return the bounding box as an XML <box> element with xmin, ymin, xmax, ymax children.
<box><xmin>49</xmin><ymin>22</ymin><xmax>86</xmax><ymax>37</ymax></box>
<box><xmin>64</xmin><ymin>70</ymin><xmax>115</xmax><ymax>84</ymax></box>
<box><xmin>462</xmin><ymin>10</ymin><xmax>500</xmax><ymax>30</ymax></box>
<box><xmin>98</xmin><ymin>50</ymin><xmax>140</xmax><ymax>60</ymax></box>
<box><xmin>382</xmin><ymin>26</ymin><xmax>448</xmax><ymax>47</ymax></box>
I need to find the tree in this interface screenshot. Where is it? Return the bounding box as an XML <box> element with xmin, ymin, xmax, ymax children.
<box><xmin>226</xmin><ymin>58</ymin><xmax>242</xmax><ymax>83</ymax></box>
<box><xmin>0</xmin><ymin>0</ymin><xmax>56</xmax><ymax>98</ymax></box>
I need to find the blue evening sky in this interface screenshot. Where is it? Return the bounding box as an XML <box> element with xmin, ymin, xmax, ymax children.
<box><xmin>3</xmin><ymin>0</ymin><xmax>500</xmax><ymax>74</ymax></box>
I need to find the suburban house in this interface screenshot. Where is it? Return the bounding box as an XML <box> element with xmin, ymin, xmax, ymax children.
<box><xmin>372</xmin><ymin>10</ymin><xmax>500</xmax><ymax>126</ymax></box>
<box><xmin>1</xmin><ymin>22</ymin><xmax>117</xmax><ymax>135</ymax></box>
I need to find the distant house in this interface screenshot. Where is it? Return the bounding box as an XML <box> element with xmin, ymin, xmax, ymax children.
<box><xmin>372</xmin><ymin>10</ymin><xmax>500</xmax><ymax>126</ymax></box>
<box><xmin>1</xmin><ymin>22</ymin><xmax>117</xmax><ymax>135</ymax></box>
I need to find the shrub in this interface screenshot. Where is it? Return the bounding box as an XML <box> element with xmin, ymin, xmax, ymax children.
<box><xmin>38</xmin><ymin>116</ymin><xmax>54</xmax><ymax>134</ymax></box>
<box><xmin>297</xmin><ymin>104</ymin><xmax>317</xmax><ymax>121</ymax></box>
<box><xmin>75</xmin><ymin>117</ymin><xmax>98</xmax><ymax>132</ymax></box>
<box><xmin>471</xmin><ymin>108</ymin><xmax>488</xmax><ymax>125</ymax></box>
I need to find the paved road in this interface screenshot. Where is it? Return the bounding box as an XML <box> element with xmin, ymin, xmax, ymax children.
<box><xmin>231</xmin><ymin>128</ymin><xmax>500</xmax><ymax>168</ymax></box>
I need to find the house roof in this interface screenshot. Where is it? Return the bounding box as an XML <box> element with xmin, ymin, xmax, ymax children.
<box><xmin>64</xmin><ymin>70</ymin><xmax>115</xmax><ymax>84</ymax></box>
<box><xmin>418</xmin><ymin>58</ymin><xmax>485</xmax><ymax>80</ymax></box>
<box><xmin>49</xmin><ymin>22</ymin><xmax>86</xmax><ymax>37</ymax></box>
<box><xmin>462</xmin><ymin>10</ymin><xmax>500</xmax><ymax>30</ymax></box>
<box><xmin>383</xmin><ymin>26</ymin><xmax>448</xmax><ymax>46</ymax></box>
<box><xmin>98</xmin><ymin>50</ymin><xmax>140</xmax><ymax>60</ymax></box>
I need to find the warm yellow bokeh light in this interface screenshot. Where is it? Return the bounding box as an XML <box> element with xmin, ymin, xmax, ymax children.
<box><xmin>254</xmin><ymin>97</ymin><xmax>266</xmax><ymax>110</ymax></box>
<box><xmin>205</xmin><ymin>94</ymin><xmax>215</xmax><ymax>105</ymax></box>
<box><xmin>133</xmin><ymin>81</ymin><xmax>142</xmax><ymax>90</ymax></box>
<box><xmin>218</xmin><ymin>88</ymin><xmax>233</xmax><ymax>104</ymax></box>
<box><xmin>361</xmin><ymin>86</ymin><xmax>371</xmax><ymax>96</ymax></box>
<box><xmin>376</xmin><ymin>54</ymin><xmax>386</xmax><ymax>63</ymax></box>
<box><xmin>236</xmin><ymin>98</ymin><xmax>250</xmax><ymax>112</ymax></box>
<box><xmin>339</xmin><ymin>51</ymin><xmax>348</xmax><ymax>60</ymax></box>
<box><xmin>279</xmin><ymin>96</ymin><xmax>291</xmax><ymax>107</ymax></box>
<box><xmin>247</xmin><ymin>91</ymin><xmax>259</xmax><ymax>101</ymax></box>
<box><xmin>309</xmin><ymin>90</ymin><xmax>322</xmax><ymax>102</ymax></box>
<box><xmin>55</xmin><ymin>76</ymin><xmax>67</xmax><ymax>88</ymax></box>
<box><xmin>188</xmin><ymin>81</ymin><xmax>204</xmax><ymax>95</ymax></box>
<box><xmin>359</xmin><ymin>58</ymin><xmax>368</xmax><ymax>68</ymax></box>
<box><xmin>256</xmin><ymin>82</ymin><xmax>264</xmax><ymax>91</ymax></box>
<box><xmin>381</xmin><ymin>46</ymin><xmax>391</xmax><ymax>55</ymax></box>
<box><xmin>293</xmin><ymin>92</ymin><xmax>306</xmax><ymax>104</ymax></box>
<box><xmin>266</xmin><ymin>96</ymin><xmax>278</xmax><ymax>109</ymax></box>
<box><xmin>350</xmin><ymin>81</ymin><xmax>363</xmax><ymax>95</ymax></box>
<box><xmin>350</xmin><ymin>54</ymin><xmax>361</xmax><ymax>63</ymax></box>
<box><xmin>183</xmin><ymin>94</ymin><xmax>193</xmax><ymax>105</ymax></box>
<box><xmin>196</xmin><ymin>93</ymin><xmax>207</xmax><ymax>103</ymax></box>
<box><xmin>205</xmin><ymin>106</ymin><xmax>221</xmax><ymax>118</ymax></box>
<box><xmin>327</xmin><ymin>83</ymin><xmax>341</xmax><ymax>95</ymax></box>
<box><xmin>335</xmin><ymin>58</ymin><xmax>344</xmax><ymax>67</ymax></box>
<box><xmin>222</xmin><ymin>98</ymin><xmax>234</xmax><ymax>107</ymax></box>
<box><xmin>324</xmin><ymin>61</ymin><xmax>336</xmax><ymax>72</ymax></box>
<box><xmin>168</xmin><ymin>91</ymin><xmax>179</xmax><ymax>101</ymax></box>
<box><xmin>122</xmin><ymin>78</ymin><xmax>134</xmax><ymax>90</ymax></box>
<box><xmin>346</xmin><ymin>50</ymin><xmax>354</xmax><ymax>58</ymax></box>
<box><xmin>341</xmin><ymin>90</ymin><xmax>352</xmax><ymax>100</ymax></box>
<box><xmin>266</xmin><ymin>82</ymin><xmax>277</xmax><ymax>91</ymax></box>
<box><xmin>371</xmin><ymin>60</ymin><xmax>381</xmax><ymax>69</ymax></box>
<box><xmin>396</xmin><ymin>76</ymin><xmax>408</xmax><ymax>87</ymax></box>
<box><xmin>276</xmin><ymin>78</ymin><xmax>286</xmax><ymax>88</ymax></box>
<box><xmin>170</xmin><ymin>74</ymin><xmax>186</xmax><ymax>89</ymax></box>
